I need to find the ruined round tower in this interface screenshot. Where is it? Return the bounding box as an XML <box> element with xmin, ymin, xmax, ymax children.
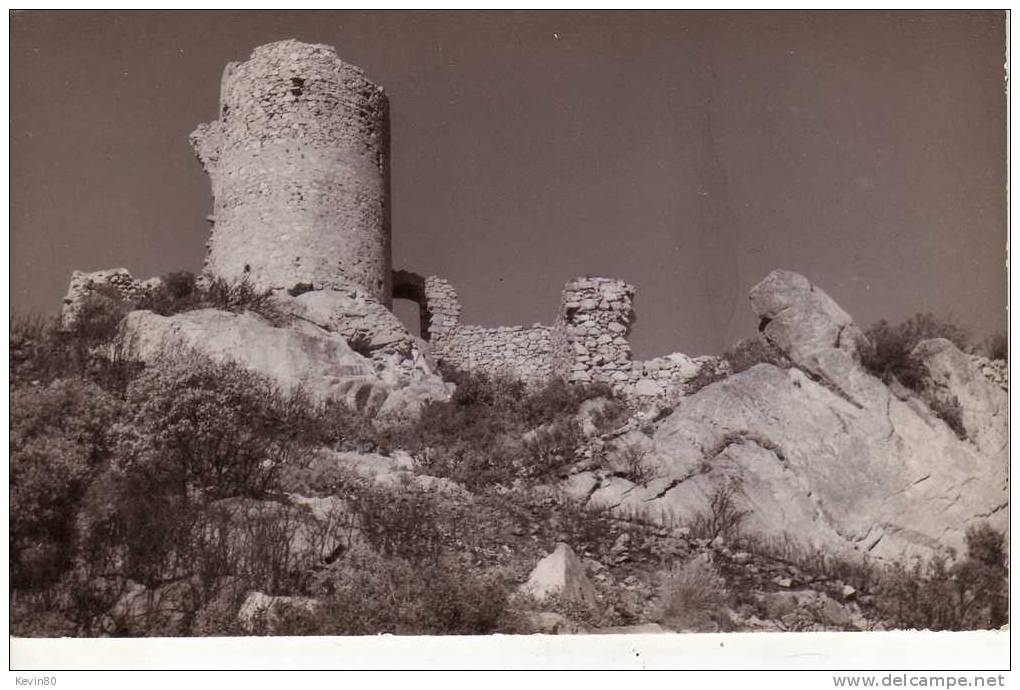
<box><xmin>191</xmin><ymin>40</ymin><xmax>392</xmax><ymax>305</ymax></box>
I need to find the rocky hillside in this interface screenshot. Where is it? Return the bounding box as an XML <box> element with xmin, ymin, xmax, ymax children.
<box><xmin>9</xmin><ymin>269</ymin><xmax>1007</xmax><ymax>636</ymax></box>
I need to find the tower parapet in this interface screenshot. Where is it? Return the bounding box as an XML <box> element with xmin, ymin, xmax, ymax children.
<box><xmin>191</xmin><ymin>39</ymin><xmax>392</xmax><ymax>304</ymax></box>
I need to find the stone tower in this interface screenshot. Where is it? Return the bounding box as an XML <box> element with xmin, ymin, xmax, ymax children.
<box><xmin>191</xmin><ymin>40</ymin><xmax>392</xmax><ymax>306</ymax></box>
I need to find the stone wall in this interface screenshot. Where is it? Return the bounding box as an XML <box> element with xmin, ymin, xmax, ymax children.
<box><xmin>60</xmin><ymin>268</ymin><xmax>163</xmax><ymax>330</ymax></box>
<box><xmin>415</xmin><ymin>273</ymin><xmax>727</xmax><ymax>397</ymax></box>
<box><xmin>422</xmin><ymin>276</ymin><xmax>462</xmax><ymax>343</ymax></box>
<box><xmin>191</xmin><ymin>40</ymin><xmax>392</xmax><ymax>305</ymax></box>
<box><xmin>552</xmin><ymin>277</ymin><xmax>635</xmax><ymax>386</ymax></box>
<box><xmin>431</xmin><ymin>324</ymin><xmax>555</xmax><ymax>384</ymax></box>
<box><xmin>422</xmin><ymin>276</ymin><xmax>553</xmax><ymax>384</ymax></box>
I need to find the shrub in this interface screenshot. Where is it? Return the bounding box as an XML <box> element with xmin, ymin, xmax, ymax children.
<box><xmin>863</xmin><ymin>313</ymin><xmax>970</xmax><ymax>388</ymax></box>
<box><xmin>11</xmin><ymin>307</ymin><xmax>143</xmax><ymax>392</ymax></box>
<box><xmin>724</xmin><ymin>336</ymin><xmax>789</xmax><ymax>374</ymax></box>
<box><xmin>138</xmin><ymin>274</ymin><xmax>290</xmax><ymax>326</ymax></box>
<box><xmin>519</xmin><ymin>421</ymin><xmax>584</xmax><ymax>481</ymax></box>
<box><xmin>10</xmin><ymin>311</ymin><xmax>64</xmax><ymax>386</ymax></box>
<box><xmin>656</xmin><ymin>555</ymin><xmax>731</xmax><ymax>632</ymax></box>
<box><xmin>349</xmin><ymin>484</ymin><xmax>445</xmax><ymax>565</ymax></box>
<box><xmin>684</xmin><ymin>364</ymin><xmax>729</xmax><ymax>395</ymax></box>
<box><xmin>287</xmin><ymin>282</ymin><xmax>315</xmax><ymax>298</ymax></box>
<box><xmin>163</xmin><ymin>270</ymin><xmax>197</xmax><ymax>299</ymax></box>
<box><xmin>10</xmin><ymin>379</ymin><xmax>123</xmax><ymax>589</ymax></box>
<box><xmin>928</xmin><ymin>395</ymin><xmax>967</xmax><ymax>440</ymax></box>
<box><xmin>112</xmin><ymin>356</ymin><xmax>303</xmax><ymax>499</ymax></box>
<box><xmin>979</xmin><ymin>332</ymin><xmax>1007</xmax><ymax>361</ymax></box>
<box><xmin>70</xmin><ymin>288</ymin><xmax>133</xmax><ymax>347</ymax></box>
<box><xmin>869</xmin><ymin>524</ymin><xmax>1007</xmax><ymax>631</ymax></box>
<box><xmin>304</xmin><ymin>555</ymin><xmax>518</xmax><ymax>635</ymax></box>
<box><xmin>688</xmin><ymin>485</ymin><xmax>749</xmax><ymax>542</ymax></box>
<box><xmin>386</xmin><ymin>367</ymin><xmax>616</xmax><ymax>490</ymax></box>
<box><xmin>607</xmin><ymin>441</ymin><xmax>653</xmax><ymax>485</ymax></box>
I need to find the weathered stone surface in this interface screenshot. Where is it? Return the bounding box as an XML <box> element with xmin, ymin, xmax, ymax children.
<box><xmin>108</xmin><ymin>578</ymin><xmax>197</xmax><ymax>635</ymax></box>
<box><xmin>193</xmin><ymin>40</ymin><xmax>392</xmax><ymax>304</ymax></box>
<box><xmin>120</xmin><ymin>308</ymin><xmax>388</xmax><ymax>413</ymax></box>
<box><xmin>561</xmin><ymin>471</ymin><xmax>599</xmax><ymax>501</ymax></box>
<box><xmin>283</xmin><ymin>286</ymin><xmax>430</xmax><ymax>369</ymax></box>
<box><xmin>237</xmin><ymin>591</ymin><xmax>322</xmax><ymax>634</ymax></box>
<box><xmin>644</xmin><ymin>361</ymin><xmax>1006</xmax><ymax>560</ymax></box>
<box><xmin>911</xmin><ymin>338</ymin><xmax>1008</xmax><ymax>457</ymax></box>
<box><xmin>749</xmin><ymin>269</ymin><xmax>873</xmax><ymax>404</ymax></box>
<box><xmin>520</xmin><ymin>543</ymin><xmax>598</xmax><ymax>610</ymax></box>
<box><xmin>566</xmin><ymin>272</ymin><xmax>1007</xmax><ymax>561</ymax></box>
<box><xmin>760</xmin><ymin>590</ymin><xmax>858</xmax><ymax>630</ymax></box>
<box><xmin>118</xmin><ymin>308</ymin><xmax>449</xmax><ymax>416</ymax></box>
<box><xmin>375</xmin><ymin>377</ymin><xmax>456</xmax><ymax>421</ymax></box>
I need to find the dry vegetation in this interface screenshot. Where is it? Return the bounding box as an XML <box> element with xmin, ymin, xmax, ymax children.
<box><xmin>8</xmin><ymin>296</ymin><xmax>1008</xmax><ymax>636</ymax></box>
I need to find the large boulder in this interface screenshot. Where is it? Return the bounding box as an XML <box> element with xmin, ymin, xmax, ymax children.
<box><xmin>282</xmin><ymin>286</ymin><xmax>438</xmax><ymax>379</ymax></box>
<box><xmin>564</xmin><ymin>271</ymin><xmax>1008</xmax><ymax>561</ymax></box>
<box><xmin>519</xmin><ymin>543</ymin><xmax>598</xmax><ymax>610</ymax></box>
<box><xmin>749</xmin><ymin>269</ymin><xmax>874</xmax><ymax>404</ymax></box>
<box><xmin>120</xmin><ymin>308</ymin><xmax>389</xmax><ymax>413</ymax></box>
<box><xmin>118</xmin><ymin>308</ymin><xmax>451</xmax><ymax>416</ymax></box>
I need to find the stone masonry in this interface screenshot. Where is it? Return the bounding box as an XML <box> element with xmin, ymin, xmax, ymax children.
<box><xmin>62</xmin><ymin>40</ymin><xmax>727</xmax><ymax>403</ymax></box>
<box><xmin>60</xmin><ymin>268</ymin><xmax>163</xmax><ymax>330</ymax></box>
<box><xmin>423</xmin><ymin>276</ymin><xmax>554</xmax><ymax>385</ymax></box>
<box><xmin>191</xmin><ymin>40</ymin><xmax>392</xmax><ymax>305</ymax></box>
<box><xmin>552</xmin><ymin>277</ymin><xmax>635</xmax><ymax>386</ymax></box>
<box><xmin>418</xmin><ymin>273</ymin><xmax>724</xmax><ymax>398</ymax></box>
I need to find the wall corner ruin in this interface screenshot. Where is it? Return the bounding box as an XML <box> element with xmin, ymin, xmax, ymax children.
<box><xmin>552</xmin><ymin>277</ymin><xmax>636</xmax><ymax>387</ymax></box>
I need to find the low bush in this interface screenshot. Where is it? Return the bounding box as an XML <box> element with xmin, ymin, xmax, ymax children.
<box><xmin>863</xmin><ymin>313</ymin><xmax>970</xmax><ymax>389</ymax></box>
<box><xmin>11</xmin><ymin>301</ymin><xmax>142</xmax><ymax>392</ymax></box>
<box><xmin>519</xmin><ymin>421</ymin><xmax>584</xmax><ymax>481</ymax></box>
<box><xmin>724</xmin><ymin>336</ymin><xmax>790</xmax><ymax>374</ymax></box>
<box><xmin>873</xmin><ymin>524</ymin><xmax>1008</xmax><ymax>631</ymax></box>
<box><xmin>738</xmin><ymin>523</ymin><xmax>1007</xmax><ymax>631</ymax></box>
<box><xmin>656</xmin><ymin>555</ymin><xmax>731</xmax><ymax>632</ymax></box>
<box><xmin>349</xmin><ymin>484</ymin><xmax>445</xmax><ymax>565</ymax></box>
<box><xmin>384</xmin><ymin>366</ymin><xmax>616</xmax><ymax>489</ymax></box>
<box><xmin>688</xmin><ymin>485</ymin><xmax>750</xmax><ymax>542</ymax></box>
<box><xmin>978</xmin><ymin>332</ymin><xmax>1008</xmax><ymax>361</ymax></box>
<box><xmin>281</xmin><ymin>555</ymin><xmax>521</xmax><ymax>635</ymax></box>
<box><xmin>112</xmin><ymin>356</ymin><xmax>306</xmax><ymax>499</ymax></box>
<box><xmin>138</xmin><ymin>272</ymin><xmax>290</xmax><ymax>326</ymax></box>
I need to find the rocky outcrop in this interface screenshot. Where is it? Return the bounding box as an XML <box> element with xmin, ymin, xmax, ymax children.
<box><xmin>910</xmin><ymin>338</ymin><xmax>1008</xmax><ymax>458</ymax></box>
<box><xmin>562</xmin><ymin>270</ymin><xmax>1008</xmax><ymax>561</ymax></box>
<box><xmin>281</xmin><ymin>286</ymin><xmax>433</xmax><ymax>376</ymax></box>
<box><xmin>749</xmin><ymin>269</ymin><xmax>874</xmax><ymax>405</ymax></box>
<box><xmin>118</xmin><ymin>308</ymin><xmax>451</xmax><ymax>417</ymax></box>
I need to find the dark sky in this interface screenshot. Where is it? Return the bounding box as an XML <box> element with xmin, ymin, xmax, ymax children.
<box><xmin>10</xmin><ymin>10</ymin><xmax>1007</xmax><ymax>357</ymax></box>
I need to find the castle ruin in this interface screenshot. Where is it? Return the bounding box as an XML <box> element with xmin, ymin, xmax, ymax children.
<box><xmin>67</xmin><ymin>39</ymin><xmax>725</xmax><ymax>401</ymax></box>
<box><xmin>190</xmin><ymin>41</ymin><xmax>392</xmax><ymax>305</ymax></box>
